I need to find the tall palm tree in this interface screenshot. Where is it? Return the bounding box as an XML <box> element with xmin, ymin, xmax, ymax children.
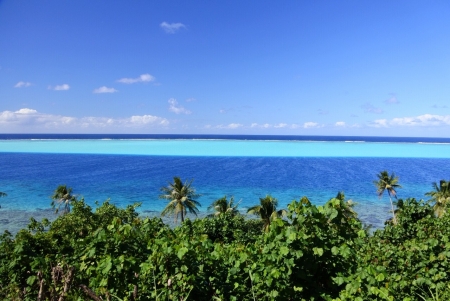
<box><xmin>160</xmin><ymin>177</ymin><xmax>201</xmax><ymax>223</ymax></box>
<box><xmin>51</xmin><ymin>185</ymin><xmax>76</xmax><ymax>214</ymax></box>
<box><xmin>208</xmin><ymin>196</ymin><xmax>240</xmax><ymax>217</ymax></box>
<box><xmin>247</xmin><ymin>195</ymin><xmax>286</xmax><ymax>232</ymax></box>
<box><xmin>374</xmin><ymin>171</ymin><xmax>402</xmax><ymax>224</ymax></box>
<box><xmin>426</xmin><ymin>180</ymin><xmax>450</xmax><ymax>217</ymax></box>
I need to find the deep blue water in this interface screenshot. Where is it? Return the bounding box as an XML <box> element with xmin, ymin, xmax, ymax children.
<box><xmin>1</xmin><ymin>134</ymin><xmax>450</xmax><ymax>233</ymax></box>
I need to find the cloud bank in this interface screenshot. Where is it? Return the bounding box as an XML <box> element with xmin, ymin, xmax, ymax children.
<box><xmin>369</xmin><ymin>114</ymin><xmax>450</xmax><ymax>128</ymax></box>
<box><xmin>0</xmin><ymin>108</ymin><xmax>169</xmax><ymax>133</ymax></box>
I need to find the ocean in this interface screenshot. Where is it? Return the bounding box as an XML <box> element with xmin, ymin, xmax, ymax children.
<box><xmin>1</xmin><ymin>134</ymin><xmax>450</xmax><ymax>233</ymax></box>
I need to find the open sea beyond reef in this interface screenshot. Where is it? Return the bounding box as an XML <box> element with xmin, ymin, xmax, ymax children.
<box><xmin>1</xmin><ymin>134</ymin><xmax>450</xmax><ymax>234</ymax></box>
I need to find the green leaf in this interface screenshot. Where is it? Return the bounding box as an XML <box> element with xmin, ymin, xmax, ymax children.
<box><xmin>177</xmin><ymin>247</ymin><xmax>189</xmax><ymax>259</ymax></box>
<box><xmin>102</xmin><ymin>258</ymin><xmax>112</xmax><ymax>275</ymax></box>
<box><xmin>375</xmin><ymin>273</ymin><xmax>385</xmax><ymax>282</ymax></box>
<box><xmin>331</xmin><ymin>246</ymin><xmax>339</xmax><ymax>255</ymax></box>
<box><xmin>280</xmin><ymin>246</ymin><xmax>289</xmax><ymax>256</ymax></box>
<box><xmin>329</xmin><ymin>208</ymin><xmax>338</xmax><ymax>220</ymax></box>
<box><xmin>313</xmin><ymin>247</ymin><xmax>324</xmax><ymax>256</ymax></box>
<box><xmin>26</xmin><ymin>275</ymin><xmax>37</xmax><ymax>286</ymax></box>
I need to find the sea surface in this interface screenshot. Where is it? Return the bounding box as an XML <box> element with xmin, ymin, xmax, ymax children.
<box><xmin>1</xmin><ymin>134</ymin><xmax>450</xmax><ymax>234</ymax></box>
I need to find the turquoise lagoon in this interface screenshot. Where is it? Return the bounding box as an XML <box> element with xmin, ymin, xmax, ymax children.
<box><xmin>1</xmin><ymin>137</ymin><xmax>450</xmax><ymax>233</ymax></box>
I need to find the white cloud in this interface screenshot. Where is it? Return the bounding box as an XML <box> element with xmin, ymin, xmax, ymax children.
<box><xmin>186</xmin><ymin>98</ymin><xmax>196</xmax><ymax>102</ymax></box>
<box><xmin>369</xmin><ymin>119</ymin><xmax>388</xmax><ymax>128</ymax></box>
<box><xmin>129</xmin><ymin>115</ymin><xmax>169</xmax><ymax>126</ymax></box>
<box><xmin>14</xmin><ymin>81</ymin><xmax>32</xmax><ymax>88</ymax></box>
<box><xmin>49</xmin><ymin>84</ymin><xmax>70</xmax><ymax>91</ymax></box>
<box><xmin>168</xmin><ymin>98</ymin><xmax>191</xmax><ymax>114</ymax></box>
<box><xmin>227</xmin><ymin>123</ymin><xmax>243</xmax><ymax>129</ymax></box>
<box><xmin>160</xmin><ymin>22</ymin><xmax>186</xmax><ymax>34</ymax></box>
<box><xmin>216</xmin><ymin>123</ymin><xmax>243</xmax><ymax>129</ymax></box>
<box><xmin>362</xmin><ymin>102</ymin><xmax>383</xmax><ymax>114</ymax></box>
<box><xmin>93</xmin><ymin>86</ymin><xmax>118</xmax><ymax>93</ymax></box>
<box><xmin>251</xmin><ymin>122</ymin><xmax>303</xmax><ymax>129</ymax></box>
<box><xmin>335</xmin><ymin>121</ymin><xmax>346</xmax><ymax>127</ymax></box>
<box><xmin>0</xmin><ymin>108</ymin><xmax>169</xmax><ymax>132</ymax></box>
<box><xmin>16</xmin><ymin>108</ymin><xmax>37</xmax><ymax>114</ymax></box>
<box><xmin>117</xmin><ymin>74</ymin><xmax>155</xmax><ymax>84</ymax></box>
<box><xmin>249</xmin><ymin>123</ymin><xmax>271</xmax><ymax>129</ymax></box>
<box><xmin>303</xmin><ymin>122</ymin><xmax>321</xmax><ymax>128</ymax></box>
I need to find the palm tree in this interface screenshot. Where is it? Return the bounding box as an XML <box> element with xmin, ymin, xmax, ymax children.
<box><xmin>247</xmin><ymin>195</ymin><xmax>286</xmax><ymax>232</ymax></box>
<box><xmin>334</xmin><ymin>191</ymin><xmax>357</xmax><ymax>220</ymax></box>
<box><xmin>51</xmin><ymin>185</ymin><xmax>76</xmax><ymax>214</ymax></box>
<box><xmin>208</xmin><ymin>196</ymin><xmax>240</xmax><ymax>217</ymax></box>
<box><xmin>160</xmin><ymin>177</ymin><xmax>201</xmax><ymax>223</ymax></box>
<box><xmin>374</xmin><ymin>171</ymin><xmax>402</xmax><ymax>224</ymax></box>
<box><xmin>426</xmin><ymin>180</ymin><xmax>450</xmax><ymax>217</ymax></box>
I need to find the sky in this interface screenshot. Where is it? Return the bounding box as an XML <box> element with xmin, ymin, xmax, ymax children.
<box><xmin>1</xmin><ymin>1</ymin><xmax>450</xmax><ymax>136</ymax></box>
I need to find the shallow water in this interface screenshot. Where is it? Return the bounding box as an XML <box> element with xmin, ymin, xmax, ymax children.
<box><xmin>1</xmin><ymin>138</ymin><xmax>450</xmax><ymax>157</ymax></box>
<box><xmin>1</xmin><ymin>137</ymin><xmax>450</xmax><ymax>234</ymax></box>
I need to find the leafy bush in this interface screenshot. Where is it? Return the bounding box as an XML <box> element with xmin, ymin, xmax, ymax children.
<box><xmin>337</xmin><ymin>198</ymin><xmax>450</xmax><ymax>300</ymax></box>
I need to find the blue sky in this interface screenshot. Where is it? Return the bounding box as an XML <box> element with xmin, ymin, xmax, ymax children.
<box><xmin>1</xmin><ymin>1</ymin><xmax>450</xmax><ymax>136</ymax></box>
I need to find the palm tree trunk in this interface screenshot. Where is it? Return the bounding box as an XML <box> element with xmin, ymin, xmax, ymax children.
<box><xmin>389</xmin><ymin>196</ymin><xmax>397</xmax><ymax>224</ymax></box>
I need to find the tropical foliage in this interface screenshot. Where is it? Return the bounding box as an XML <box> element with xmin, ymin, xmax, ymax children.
<box><xmin>2</xmin><ymin>175</ymin><xmax>450</xmax><ymax>300</ymax></box>
<box><xmin>160</xmin><ymin>176</ymin><xmax>201</xmax><ymax>222</ymax></box>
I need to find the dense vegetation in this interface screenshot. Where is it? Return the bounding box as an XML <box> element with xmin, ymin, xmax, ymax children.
<box><xmin>1</xmin><ymin>176</ymin><xmax>450</xmax><ymax>300</ymax></box>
